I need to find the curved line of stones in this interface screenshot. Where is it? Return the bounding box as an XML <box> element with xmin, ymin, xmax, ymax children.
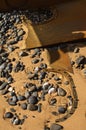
<box><xmin>46</xmin><ymin>69</ymin><xmax>78</xmax><ymax>122</ymax></box>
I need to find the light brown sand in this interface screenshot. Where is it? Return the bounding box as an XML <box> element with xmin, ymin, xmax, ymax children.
<box><xmin>0</xmin><ymin>43</ymin><xmax>86</xmax><ymax>130</ymax></box>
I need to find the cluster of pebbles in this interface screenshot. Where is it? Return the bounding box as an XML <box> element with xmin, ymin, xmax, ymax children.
<box><xmin>70</xmin><ymin>45</ymin><xmax>86</xmax><ymax>76</ymax></box>
<box><xmin>0</xmin><ymin>10</ymin><xmax>79</xmax><ymax>130</ymax></box>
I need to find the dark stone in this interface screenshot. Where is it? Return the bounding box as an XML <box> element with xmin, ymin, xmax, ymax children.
<box><xmin>74</xmin><ymin>47</ymin><xmax>79</xmax><ymax>53</ymax></box>
<box><xmin>38</xmin><ymin>103</ymin><xmax>42</xmax><ymax>112</ymax></box>
<box><xmin>17</xmin><ymin>95</ymin><xmax>26</xmax><ymax>101</ymax></box>
<box><xmin>4</xmin><ymin>112</ymin><xmax>13</xmax><ymax>118</ymax></box>
<box><xmin>50</xmin><ymin>123</ymin><xmax>63</xmax><ymax>130</ymax></box>
<box><xmin>28</xmin><ymin>96</ymin><xmax>38</xmax><ymax>104</ymax></box>
<box><xmin>27</xmin><ymin>104</ymin><xmax>38</xmax><ymax>111</ymax></box>
<box><xmin>0</xmin><ymin>82</ymin><xmax>8</xmax><ymax>90</ymax></box>
<box><xmin>10</xmin><ymin>108</ymin><xmax>16</xmax><ymax>112</ymax></box>
<box><xmin>25</xmin><ymin>90</ymin><xmax>31</xmax><ymax>98</ymax></box>
<box><xmin>19</xmin><ymin>51</ymin><xmax>28</xmax><ymax>57</ymax></box>
<box><xmin>13</xmin><ymin>118</ymin><xmax>20</xmax><ymax>125</ymax></box>
<box><xmin>49</xmin><ymin>98</ymin><xmax>57</xmax><ymax>105</ymax></box>
<box><xmin>31</xmin><ymin>59</ymin><xmax>39</xmax><ymax>64</ymax></box>
<box><xmin>75</xmin><ymin>56</ymin><xmax>85</xmax><ymax>66</ymax></box>
<box><xmin>21</xmin><ymin>103</ymin><xmax>27</xmax><ymax>110</ymax></box>
<box><xmin>58</xmin><ymin>106</ymin><xmax>67</xmax><ymax>114</ymax></box>
<box><xmin>57</xmin><ymin>87</ymin><xmax>66</xmax><ymax>96</ymax></box>
<box><xmin>17</xmin><ymin>29</ymin><xmax>25</xmax><ymax>37</ymax></box>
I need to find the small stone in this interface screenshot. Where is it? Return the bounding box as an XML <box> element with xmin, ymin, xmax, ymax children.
<box><xmin>28</xmin><ymin>96</ymin><xmax>38</xmax><ymax>104</ymax></box>
<box><xmin>13</xmin><ymin>118</ymin><xmax>20</xmax><ymax>125</ymax></box>
<box><xmin>74</xmin><ymin>47</ymin><xmax>79</xmax><ymax>53</ymax></box>
<box><xmin>32</xmin><ymin>91</ymin><xmax>38</xmax><ymax>97</ymax></box>
<box><xmin>0</xmin><ymin>82</ymin><xmax>8</xmax><ymax>90</ymax></box>
<box><xmin>17</xmin><ymin>95</ymin><xmax>26</xmax><ymax>101</ymax></box>
<box><xmin>64</xmin><ymin>81</ymin><xmax>69</xmax><ymax>85</ymax></box>
<box><xmin>44</xmin><ymin>126</ymin><xmax>50</xmax><ymax>130</ymax></box>
<box><xmin>32</xmin><ymin>59</ymin><xmax>39</xmax><ymax>64</ymax></box>
<box><xmin>21</xmin><ymin>103</ymin><xmax>27</xmax><ymax>110</ymax></box>
<box><xmin>50</xmin><ymin>123</ymin><xmax>63</xmax><ymax>130</ymax></box>
<box><xmin>19</xmin><ymin>51</ymin><xmax>28</xmax><ymax>57</ymax></box>
<box><xmin>57</xmin><ymin>87</ymin><xmax>66</xmax><ymax>96</ymax></box>
<box><xmin>75</xmin><ymin>56</ymin><xmax>85</xmax><ymax>66</ymax></box>
<box><xmin>58</xmin><ymin>106</ymin><xmax>67</xmax><ymax>114</ymax></box>
<box><xmin>49</xmin><ymin>98</ymin><xmax>57</xmax><ymax>105</ymax></box>
<box><xmin>27</xmin><ymin>104</ymin><xmax>38</xmax><ymax>111</ymax></box>
<box><xmin>25</xmin><ymin>91</ymin><xmax>31</xmax><ymax>98</ymax></box>
<box><xmin>4</xmin><ymin>112</ymin><xmax>13</xmax><ymax>118</ymax></box>
<box><xmin>38</xmin><ymin>103</ymin><xmax>42</xmax><ymax>112</ymax></box>
<box><xmin>43</xmin><ymin>82</ymin><xmax>50</xmax><ymax>90</ymax></box>
<box><xmin>10</xmin><ymin>108</ymin><xmax>16</xmax><ymax>112</ymax></box>
<box><xmin>48</xmin><ymin>87</ymin><xmax>56</xmax><ymax>94</ymax></box>
<box><xmin>17</xmin><ymin>29</ymin><xmax>25</xmax><ymax>37</ymax></box>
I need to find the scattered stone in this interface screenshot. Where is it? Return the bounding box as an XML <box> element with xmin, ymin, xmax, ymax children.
<box><xmin>28</xmin><ymin>96</ymin><xmax>38</xmax><ymax>104</ymax></box>
<box><xmin>75</xmin><ymin>56</ymin><xmax>85</xmax><ymax>66</ymax></box>
<box><xmin>21</xmin><ymin>103</ymin><xmax>27</xmax><ymax>110</ymax></box>
<box><xmin>38</xmin><ymin>103</ymin><xmax>42</xmax><ymax>112</ymax></box>
<box><xmin>64</xmin><ymin>81</ymin><xmax>69</xmax><ymax>85</ymax></box>
<box><xmin>10</xmin><ymin>108</ymin><xmax>16</xmax><ymax>113</ymax></box>
<box><xmin>0</xmin><ymin>82</ymin><xmax>8</xmax><ymax>90</ymax></box>
<box><xmin>74</xmin><ymin>47</ymin><xmax>79</xmax><ymax>53</ymax></box>
<box><xmin>27</xmin><ymin>104</ymin><xmax>38</xmax><ymax>111</ymax></box>
<box><xmin>13</xmin><ymin>118</ymin><xmax>20</xmax><ymax>125</ymax></box>
<box><xmin>57</xmin><ymin>87</ymin><xmax>66</xmax><ymax>96</ymax></box>
<box><xmin>32</xmin><ymin>59</ymin><xmax>39</xmax><ymax>64</ymax></box>
<box><xmin>17</xmin><ymin>95</ymin><xmax>26</xmax><ymax>101</ymax></box>
<box><xmin>50</xmin><ymin>123</ymin><xmax>63</xmax><ymax>130</ymax></box>
<box><xmin>49</xmin><ymin>98</ymin><xmax>57</xmax><ymax>105</ymax></box>
<box><xmin>4</xmin><ymin>112</ymin><xmax>13</xmax><ymax>118</ymax></box>
<box><xmin>48</xmin><ymin>87</ymin><xmax>56</xmax><ymax>94</ymax></box>
<box><xmin>58</xmin><ymin>106</ymin><xmax>67</xmax><ymax>114</ymax></box>
<box><xmin>19</xmin><ymin>51</ymin><xmax>28</xmax><ymax>57</ymax></box>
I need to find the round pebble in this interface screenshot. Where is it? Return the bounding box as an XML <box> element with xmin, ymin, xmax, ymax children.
<box><xmin>58</xmin><ymin>106</ymin><xmax>67</xmax><ymax>114</ymax></box>
<box><xmin>28</xmin><ymin>96</ymin><xmax>38</xmax><ymax>104</ymax></box>
<box><xmin>21</xmin><ymin>103</ymin><xmax>27</xmax><ymax>110</ymax></box>
<box><xmin>50</xmin><ymin>123</ymin><xmax>63</xmax><ymax>130</ymax></box>
<box><xmin>4</xmin><ymin>112</ymin><xmax>13</xmax><ymax>118</ymax></box>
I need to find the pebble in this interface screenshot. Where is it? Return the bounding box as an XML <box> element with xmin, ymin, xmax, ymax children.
<box><xmin>75</xmin><ymin>56</ymin><xmax>85</xmax><ymax>66</ymax></box>
<box><xmin>10</xmin><ymin>108</ymin><xmax>16</xmax><ymax>113</ymax></box>
<box><xmin>0</xmin><ymin>82</ymin><xmax>8</xmax><ymax>90</ymax></box>
<box><xmin>31</xmin><ymin>59</ymin><xmax>39</xmax><ymax>64</ymax></box>
<box><xmin>39</xmin><ymin>63</ymin><xmax>47</xmax><ymax>69</ymax></box>
<box><xmin>25</xmin><ymin>90</ymin><xmax>31</xmax><ymax>98</ymax></box>
<box><xmin>58</xmin><ymin>106</ymin><xmax>67</xmax><ymax>114</ymax></box>
<box><xmin>74</xmin><ymin>47</ymin><xmax>79</xmax><ymax>53</ymax></box>
<box><xmin>13</xmin><ymin>118</ymin><xmax>20</xmax><ymax>125</ymax></box>
<box><xmin>48</xmin><ymin>87</ymin><xmax>56</xmax><ymax>94</ymax></box>
<box><xmin>32</xmin><ymin>91</ymin><xmax>38</xmax><ymax>97</ymax></box>
<box><xmin>64</xmin><ymin>81</ymin><xmax>69</xmax><ymax>85</ymax></box>
<box><xmin>28</xmin><ymin>96</ymin><xmax>38</xmax><ymax>104</ymax></box>
<box><xmin>19</xmin><ymin>51</ymin><xmax>28</xmax><ymax>57</ymax></box>
<box><xmin>27</xmin><ymin>104</ymin><xmax>38</xmax><ymax>111</ymax></box>
<box><xmin>21</xmin><ymin>103</ymin><xmax>27</xmax><ymax>110</ymax></box>
<box><xmin>0</xmin><ymin>88</ymin><xmax>8</xmax><ymax>95</ymax></box>
<box><xmin>49</xmin><ymin>98</ymin><xmax>57</xmax><ymax>105</ymax></box>
<box><xmin>28</xmin><ymin>85</ymin><xmax>36</xmax><ymax>92</ymax></box>
<box><xmin>43</xmin><ymin>82</ymin><xmax>50</xmax><ymax>90</ymax></box>
<box><xmin>44</xmin><ymin>126</ymin><xmax>50</xmax><ymax>130</ymax></box>
<box><xmin>57</xmin><ymin>87</ymin><xmax>66</xmax><ymax>96</ymax></box>
<box><xmin>4</xmin><ymin>112</ymin><xmax>13</xmax><ymax>118</ymax></box>
<box><xmin>50</xmin><ymin>123</ymin><xmax>63</xmax><ymax>130</ymax></box>
<box><xmin>17</xmin><ymin>29</ymin><xmax>25</xmax><ymax>37</ymax></box>
<box><xmin>39</xmin><ymin>71</ymin><xmax>46</xmax><ymax>80</ymax></box>
<box><xmin>17</xmin><ymin>95</ymin><xmax>26</xmax><ymax>101</ymax></box>
<box><xmin>38</xmin><ymin>103</ymin><xmax>42</xmax><ymax>112</ymax></box>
